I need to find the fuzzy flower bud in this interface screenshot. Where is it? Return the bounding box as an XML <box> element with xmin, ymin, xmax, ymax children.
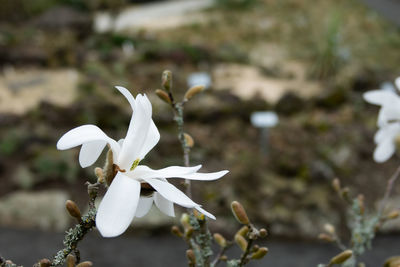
<box><xmin>386</xmin><ymin>210</ymin><xmax>400</xmax><ymax>220</ymax></box>
<box><xmin>235</xmin><ymin>234</ymin><xmax>248</xmax><ymax>252</ymax></box>
<box><xmin>184</xmin><ymin>133</ymin><xmax>194</xmax><ymax>148</ymax></box>
<box><xmin>162</xmin><ymin>70</ymin><xmax>172</xmax><ymax>92</ymax></box>
<box><xmin>66</xmin><ymin>254</ymin><xmax>76</xmax><ymax>267</ymax></box>
<box><xmin>39</xmin><ymin>259</ymin><xmax>51</xmax><ymax>267</ymax></box>
<box><xmin>65</xmin><ymin>200</ymin><xmax>82</xmax><ymax>221</ymax></box>
<box><xmin>384</xmin><ymin>256</ymin><xmax>400</xmax><ymax>267</ymax></box>
<box><xmin>213</xmin><ymin>233</ymin><xmax>227</xmax><ymax>247</ymax></box>
<box><xmin>184</xmin><ymin>85</ymin><xmax>204</xmax><ymax>101</ymax></box>
<box><xmin>318</xmin><ymin>233</ymin><xmax>334</xmax><ymax>242</ymax></box>
<box><xmin>329</xmin><ymin>250</ymin><xmax>353</xmax><ymax>265</ymax></box>
<box><xmin>185</xmin><ymin>227</ymin><xmax>194</xmax><ymax>239</ymax></box>
<box><xmin>324</xmin><ymin>223</ymin><xmax>335</xmax><ymax>235</ymax></box>
<box><xmin>76</xmin><ymin>262</ymin><xmax>93</xmax><ymax>267</ymax></box>
<box><xmin>180</xmin><ymin>213</ymin><xmax>191</xmax><ymax>229</ymax></box>
<box><xmin>231</xmin><ymin>201</ymin><xmax>250</xmax><ymax>225</ymax></box>
<box><xmin>251</xmin><ymin>247</ymin><xmax>269</xmax><ymax>260</ymax></box>
<box><xmin>259</xmin><ymin>228</ymin><xmax>268</xmax><ymax>238</ymax></box>
<box><xmin>94</xmin><ymin>167</ymin><xmax>104</xmax><ymax>183</ymax></box>
<box><xmin>237</xmin><ymin>225</ymin><xmax>249</xmax><ymax>237</ymax></box>
<box><xmin>171</xmin><ymin>225</ymin><xmax>183</xmax><ymax>237</ymax></box>
<box><xmin>186</xmin><ymin>249</ymin><xmax>196</xmax><ymax>265</ymax></box>
<box><xmin>332</xmin><ymin>178</ymin><xmax>341</xmax><ymax>192</ymax></box>
<box><xmin>193</xmin><ymin>208</ymin><xmax>205</xmax><ymax>220</ymax></box>
<box><xmin>155</xmin><ymin>89</ymin><xmax>172</xmax><ymax>104</ymax></box>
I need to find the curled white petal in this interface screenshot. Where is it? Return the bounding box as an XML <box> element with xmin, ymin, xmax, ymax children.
<box><xmin>118</xmin><ymin>94</ymin><xmax>153</xmax><ymax>169</ymax></box>
<box><xmin>79</xmin><ymin>140</ymin><xmax>107</xmax><ymax>168</ymax></box>
<box><xmin>144</xmin><ymin>178</ymin><xmax>199</xmax><ymax>208</ymax></box>
<box><xmin>57</xmin><ymin>125</ymin><xmax>120</xmax><ymax>166</ymax></box>
<box><xmin>130</xmin><ymin>165</ymin><xmax>202</xmax><ymax>180</ymax></box>
<box><xmin>154</xmin><ymin>192</ymin><xmax>175</xmax><ymax>217</ymax></box>
<box><xmin>96</xmin><ymin>173</ymin><xmax>140</xmax><ymax>237</ymax></box>
<box><xmin>176</xmin><ymin>170</ymin><xmax>229</xmax><ymax>181</ymax></box>
<box><xmin>135</xmin><ymin>196</ymin><xmax>154</xmax><ymax>218</ymax></box>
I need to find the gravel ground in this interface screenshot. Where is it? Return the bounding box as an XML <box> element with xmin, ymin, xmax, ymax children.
<box><xmin>1</xmin><ymin>227</ymin><xmax>400</xmax><ymax>266</ymax></box>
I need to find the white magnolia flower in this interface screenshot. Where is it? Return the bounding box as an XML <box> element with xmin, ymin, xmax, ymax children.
<box><xmin>57</xmin><ymin>86</ymin><xmax>228</xmax><ymax>237</ymax></box>
<box><xmin>363</xmin><ymin>83</ymin><xmax>400</xmax><ymax>162</ymax></box>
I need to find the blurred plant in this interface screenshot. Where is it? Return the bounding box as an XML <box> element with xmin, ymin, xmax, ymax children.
<box><xmin>309</xmin><ymin>11</ymin><xmax>348</xmax><ymax>80</ymax></box>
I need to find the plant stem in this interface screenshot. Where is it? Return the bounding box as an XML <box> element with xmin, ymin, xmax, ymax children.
<box><xmin>50</xmin><ymin>182</ymin><xmax>99</xmax><ymax>266</ymax></box>
<box><xmin>378</xmin><ymin>164</ymin><xmax>400</xmax><ymax>217</ymax></box>
<box><xmin>239</xmin><ymin>238</ymin><xmax>254</xmax><ymax>267</ymax></box>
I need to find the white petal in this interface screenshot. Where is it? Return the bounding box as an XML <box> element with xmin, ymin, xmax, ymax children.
<box><xmin>137</xmin><ymin>120</ymin><xmax>160</xmax><ymax>160</ymax></box>
<box><xmin>363</xmin><ymin>90</ymin><xmax>396</xmax><ymax>105</ymax></box>
<box><xmin>175</xmin><ymin>170</ymin><xmax>229</xmax><ymax>181</ymax></box>
<box><xmin>395</xmin><ymin>77</ymin><xmax>400</xmax><ymax>91</ymax></box>
<box><xmin>154</xmin><ymin>192</ymin><xmax>175</xmax><ymax>217</ymax></box>
<box><xmin>79</xmin><ymin>140</ymin><xmax>107</xmax><ymax>168</ymax></box>
<box><xmin>96</xmin><ymin>173</ymin><xmax>140</xmax><ymax>237</ymax></box>
<box><xmin>118</xmin><ymin>94</ymin><xmax>153</xmax><ymax>169</ymax></box>
<box><xmin>57</xmin><ymin>125</ymin><xmax>120</xmax><ymax>163</ymax></box>
<box><xmin>130</xmin><ymin>165</ymin><xmax>202</xmax><ymax>180</ymax></box>
<box><xmin>144</xmin><ymin>178</ymin><xmax>199</xmax><ymax>208</ymax></box>
<box><xmin>135</xmin><ymin>196</ymin><xmax>154</xmax><ymax>218</ymax></box>
<box><xmin>115</xmin><ymin>86</ymin><xmax>136</xmax><ymax>110</ymax></box>
<box><xmin>374</xmin><ymin>138</ymin><xmax>396</xmax><ymax>163</ymax></box>
<box><xmin>374</xmin><ymin>123</ymin><xmax>400</xmax><ymax>144</ymax></box>
<box><xmin>195</xmin><ymin>206</ymin><xmax>216</xmax><ymax>220</ymax></box>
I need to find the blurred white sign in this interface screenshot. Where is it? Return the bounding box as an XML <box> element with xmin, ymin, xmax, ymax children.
<box><xmin>251</xmin><ymin>111</ymin><xmax>279</xmax><ymax>128</ymax></box>
<box><xmin>187</xmin><ymin>72</ymin><xmax>211</xmax><ymax>89</ymax></box>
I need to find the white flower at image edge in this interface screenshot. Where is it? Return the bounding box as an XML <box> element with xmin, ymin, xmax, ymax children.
<box><xmin>363</xmin><ymin>86</ymin><xmax>400</xmax><ymax>163</ymax></box>
<box><xmin>57</xmin><ymin>86</ymin><xmax>228</xmax><ymax>238</ymax></box>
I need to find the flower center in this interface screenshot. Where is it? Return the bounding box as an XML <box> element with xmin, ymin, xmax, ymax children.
<box><xmin>130</xmin><ymin>158</ymin><xmax>141</xmax><ymax>171</ymax></box>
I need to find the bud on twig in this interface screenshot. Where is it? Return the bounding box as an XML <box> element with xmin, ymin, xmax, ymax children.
<box><xmin>213</xmin><ymin>233</ymin><xmax>227</xmax><ymax>247</ymax></box>
<box><xmin>66</xmin><ymin>254</ymin><xmax>76</xmax><ymax>267</ymax></box>
<box><xmin>193</xmin><ymin>209</ymin><xmax>205</xmax><ymax>220</ymax></box>
<box><xmin>234</xmin><ymin>234</ymin><xmax>248</xmax><ymax>252</ymax></box>
<box><xmin>183</xmin><ymin>133</ymin><xmax>194</xmax><ymax>148</ymax></box>
<box><xmin>318</xmin><ymin>233</ymin><xmax>334</xmax><ymax>242</ymax></box>
<box><xmin>155</xmin><ymin>89</ymin><xmax>172</xmax><ymax>104</ymax></box>
<box><xmin>171</xmin><ymin>225</ymin><xmax>183</xmax><ymax>237</ymax></box>
<box><xmin>185</xmin><ymin>227</ymin><xmax>194</xmax><ymax>239</ymax></box>
<box><xmin>237</xmin><ymin>225</ymin><xmax>249</xmax><ymax>237</ymax></box>
<box><xmin>76</xmin><ymin>262</ymin><xmax>93</xmax><ymax>267</ymax></box>
<box><xmin>180</xmin><ymin>213</ymin><xmax>191</xmax><ymax>229</ymax></box>
<box><xmin>384</xmin><ymin>256</ymin><xmax>400</xmax><ymax>267</ymax></box>
<box><xmin>329</xmin><ymin>250</ymin><xmax>353</xmax><ymax>265</ymax></box>
<box><xmin>162</xmin><ymin>70</ymin><xmax>172</xmax><ymax>92</ymax></box>
<box><xmin>39</xmin><ymin>259</ymin><xmax>51</xmax><ymax>267</ymax></box>
<box><xmin>324</xmin><ymin>223</ymin><xmax>335</xmax><ymax>235</ymax></box>
<box><xmin>259</xmin><ymin>228</ymin><xmax>268</xmax><ymax>238</ymax></box>
<box><xmin>66</xmin><ymin>200</ymin><xmax>82</xmax><ymax>222</ymax></box>
<box><xmin>184</xmin><ymin>85</ymin><xmax>204</xmax><ymax>101</ymax></box>
<box><xmin>332</xmin><ymin>178</ymin><xmax>341</xmax><ymax>192</ymax></box>
<box><xmin>386</xmin><ymin>210</ymin><xmax>400</xmax><ymax>220</ymax></box>
<box><xmin>186</xmin><ymin>249</ymin><xmax>196</xmax><ymax>265</ymax></box>
<box><xmin>95</xmin><ymin>167</ymin><xmax>104</xmax><ymax>183</ymax></box>
<box><xmin>231</xmin><ymin>201</ymin><xmax>250</xmax><ymax>225</ymax></box>
<box><xmin>251</xmin><ymin>247</ymin><xmax>269</xmax><ymax>260</ymax></box>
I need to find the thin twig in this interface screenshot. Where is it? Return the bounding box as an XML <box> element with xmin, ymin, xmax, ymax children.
<box><xmin>239</xmin><ymin>238</ymin><xmax>254</xmax><ymax>267</ymax></box>
<box><xmin>50</xmin><ymin>182</ymin><xmax>100</xmax><ymax>266</ymax></box>
<box><xmin>378</xmin><ymin>165</ymin><xmax>400</xmax><ymax>216</ymax></box>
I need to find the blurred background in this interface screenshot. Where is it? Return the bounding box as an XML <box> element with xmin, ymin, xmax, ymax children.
<box><xmin>1</xmin><ymin>0</ymin><xmax>400</xmax><ymax>266</ymax></box>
